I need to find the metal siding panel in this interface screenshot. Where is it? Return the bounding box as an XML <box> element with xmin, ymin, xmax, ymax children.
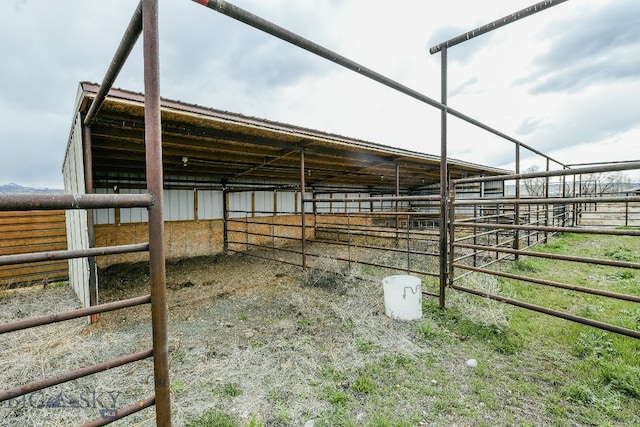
<box><xmin>62</xmin><ymin>114</ymin><xmax>90</xmax><ymax>308</ymax></box>
<box><xmin>198</xmin><ymin>190</ymin><xmax>223</xmax><ymax>219</ymax></box>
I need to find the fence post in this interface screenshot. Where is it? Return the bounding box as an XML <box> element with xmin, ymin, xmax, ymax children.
<box><xmin>142</xmin><ymin>0</ymin><xmax>171</xmax><ymax>424</ymax></box>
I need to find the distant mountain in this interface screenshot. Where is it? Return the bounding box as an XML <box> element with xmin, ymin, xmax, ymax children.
<box><xmin>0</xmin><ymin>183</ymin><xmax>63</xmax><ymax>194</ymax></box>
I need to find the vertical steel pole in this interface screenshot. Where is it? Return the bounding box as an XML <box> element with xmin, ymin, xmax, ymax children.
<box><xmin>438</xmin><ymin>47</ymin><xmax>448</xmax><ymax>309</ymax></box>
<box><xmin>545</xmin><ymin>157</ymin><xmax>550</xmax><ymax>243</ymax></box>
<box><xmin>142</xmin><ymin>0</ymin><xmax>171</xmax><ymax>425</ymax></box>
<box><xmin>514</xmin><ymin>142</ymin><xmax>520</xmax><ymax>261</ymax></box>
<box><xmin>395</xmin><ymin>163</ymin><xmax>400</xmax><ymax>247</ymax></box>
<box><xmin>223</xmin><ymin>188</ymin><xmax>229</xmax><ymax>254</ymax></box>
<box><xmin>82</xmin><ymin>123</ymin><xmax>99</xmax><ymax>323</ymax></box>
<box><xmin>300</xmin><ymin>149</ymin><xmax>307</xmax><ymax>270</ymax></box>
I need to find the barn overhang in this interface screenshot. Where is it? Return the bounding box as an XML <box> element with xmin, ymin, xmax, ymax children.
<box><xmin>66</xmin><ymin>82</ymin><xmax>509</xmax><ymax>194</ymax></box>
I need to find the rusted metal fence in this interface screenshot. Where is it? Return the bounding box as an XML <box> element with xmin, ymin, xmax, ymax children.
<box><xmin>0</xmin><ymin>0</ymin><xmax>171</xmax><ymax>425</ymax></box>
<box><xmin>449</xmin><ymin>166</ymin><xmax>640</xmax><ymax>340</ymax></box>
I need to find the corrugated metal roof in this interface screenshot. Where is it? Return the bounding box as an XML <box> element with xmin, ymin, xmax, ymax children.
<box><xmin>73</xmin><ymin>81</ymin><xmax>510</xmax><ymax>192</ymax></box>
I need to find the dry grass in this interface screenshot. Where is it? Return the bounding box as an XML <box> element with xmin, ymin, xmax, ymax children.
<box><xmin>1</xmin><ymin>244</ymin><xmax>637</xmax><ymax>426</ymax></box>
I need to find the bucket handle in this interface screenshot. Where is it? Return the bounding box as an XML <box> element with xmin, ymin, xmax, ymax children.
<box><xmin>403</xmin><ymin>285</ymin><xmax>418</xmax><ymax>299</ymax></box>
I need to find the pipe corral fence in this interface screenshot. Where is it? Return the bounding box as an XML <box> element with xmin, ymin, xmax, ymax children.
<box><xmin>1</xmin><ymin>0</ymin><xmax>638</xmax><ymax>425</ymax></box>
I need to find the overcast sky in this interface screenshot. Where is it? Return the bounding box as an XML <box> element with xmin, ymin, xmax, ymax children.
<box><xmin>1</xmin><ymin>0</ymin><xmax>639</xmax><ymax>189</ymax></box>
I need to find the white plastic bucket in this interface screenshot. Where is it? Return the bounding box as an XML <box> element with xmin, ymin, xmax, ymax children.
<box><xmin>382</xmin><ymin>275</ymin><xmax>422</xmax><ymax>321</ymax></box>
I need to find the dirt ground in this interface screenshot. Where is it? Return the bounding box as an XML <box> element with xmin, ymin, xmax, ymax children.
<box><xmin>1</xmin><ymin>247</ymin><xmax>633</xmax><ymax>426</ymax></box>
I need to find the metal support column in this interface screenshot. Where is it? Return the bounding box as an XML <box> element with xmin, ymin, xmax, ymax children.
<box><xmin>300</xmin><ymin>149</ymin><xmax>307</xmax><ymax>270</ymax></box>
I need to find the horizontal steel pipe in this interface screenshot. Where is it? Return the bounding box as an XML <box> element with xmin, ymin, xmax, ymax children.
<box><xmin>454</xmin><ymin>161</ymin><xmax>640</xmax><ymax>185</ymax></box>
<box><xmin>0</xmin><ymin>295</ymin><xmax>151</xmax><ymax>334</ymax></box>
<box><xmin>0</xmin><ymin>193</ymin><xmax>154</xmax><ymax>211</ymax></box>
<box><xmin>0</xmin><ymin>243</ymin><xmax>149</xmax><ymax>267</ymax></box>
<box><xmin>453</xmin><ymin>222</ymin><xmax>640</xmax><ymax>237</ymax></box>
<box><xmin>454</xmin><ymin>263</ymin><xmax>640</xmax><ymax>303</ymax></box>
<box><xmin>450</xmin><ymin>283</ymin><xmax>640</xmax><ymax>339</ymax></box>
<box><xmin>455</xmin><ymin>242</ymin><xmax>640</xmax><ymax>270</ymax></box>
<box><xmin>0</xmin><ymin>349</ymin><xmax>153</xmax><ymax>402</ymax></box>
<box><xmin>84</xmin><ymin>1</ymin><xmax>143</xmax><ymax>126</ymax></box>
<box><xmin>429</xmin><ymin>0</ymin><xmax>568</xmax><ymax>54</ymax></box>
<box><xmin>453</xmin><ymin>195</ymin><xmax>640</xmax><ymax>206</ymax></box>
<box><xmin>314</xmin><ymin>238</ymin><xmax>440</xmax><ymax>258</ymax></box>
<box><xmin>307</xmin><ymin>195</ymin><xmax>441</xmax><ymax>204</ymax></box>
<box><xmin>80</xmin><ymin>396</ymin><xmax>155</xmax><ymax>427</ymax></box>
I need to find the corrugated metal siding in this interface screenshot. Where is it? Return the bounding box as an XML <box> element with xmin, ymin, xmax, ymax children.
<box><xmin>62</xmin><ymin>113</ymin><xmax>90</xmax><ymax>308</ymax></box>
<box><xmin>198</xmin><ymin>190</ymin><xmax>224</xmax><ymax>219</ymax></box>
<box><xmin>254</xmin><ymin>191</ymin><xmax>274</xmax><ymax>217</ymax></box>
<box><xmin>165</xmin><ymin>189</ymin><xmax>194</xmax><ymax>221</ymax></box>
<box><xmin>0</xmin><ymin>210</ymin><xmax>68</xmax><ymax>287</ymax></box>
<box><xmin>229</xmin><ymin>192</ymin><xmax>251</xmax><ymax>218</ymax></box>
<box><xmin>277</xmin><ymin>191</ymin><xmax>296</xmax><ymax>214</ymax></box>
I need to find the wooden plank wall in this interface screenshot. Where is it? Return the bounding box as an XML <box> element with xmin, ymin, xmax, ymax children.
<box><xmin>0</xmin><ymin>210</ymin><xmax>68</xmax><ymax>288</ymax></box>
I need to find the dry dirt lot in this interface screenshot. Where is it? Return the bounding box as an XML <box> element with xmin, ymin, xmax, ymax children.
<box><xmin>1</xmin><ymin>247</ymin><xmax>635</xmax><ymax>426</ymax></box>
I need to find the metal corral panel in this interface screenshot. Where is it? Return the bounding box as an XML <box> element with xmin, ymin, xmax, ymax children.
<box><xmin>62</xmin><ymin>113</ymin><xmax>90</xmax><ymax>308</ymax></box>
<box><xmin>198</xmin><ymin>190</ymin><xmax>224</xmax><ymax>219</ymax></box>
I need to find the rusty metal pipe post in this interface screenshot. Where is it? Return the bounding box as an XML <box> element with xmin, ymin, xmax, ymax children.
<box><xmin>142</xmin><ymin>0</ymin><xmax>171</xmax><ymax>424</ymax></box>
<box><xmin>438</xmin><ymin>47</ymin><xmax>448</xmax><ymax>308</ymax></box>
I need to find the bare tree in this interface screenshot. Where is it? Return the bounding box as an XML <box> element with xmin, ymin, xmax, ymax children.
<box><xmin>522</xmin><ymin>165</ymin><xmax>546</xmax><ymax>197</ymax></box>
<box><xmin>580</xmin><ymin>171</ymin><xmax>631</xmax><ymax>196</ymax></box>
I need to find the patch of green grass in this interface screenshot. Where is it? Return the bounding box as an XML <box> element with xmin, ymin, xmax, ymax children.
<box><xmin>218</xmin><ymin>382</ymin><xmax>242</xmax><ymax>398</ymax></box>
<box><xmin>326</xmin><ymin>388</ymin><xmax>350</xmax><ymax>406</ymax></box>
<box><xmin>351</xmin><ymin>373</ymin><xmax>377</xmax><ymax>394</ymax></box>
<box><xmin>513</xmin><ymin>258</ymin><xmax>540</xmax><ymax>273</ymax></box>
<box><xmin>424</xmin><ymin>300</ymin><xmax>523</xmax><ymax>354</ymax></box>
<box><xmin>170</xmin><ymin>380</ymin><xmax>186</xmax><ymax>394</ymax></box>
<box><xmin>603</xmin><ymin>246</ymin><xmax>638</xmax><ymax>262</ymax></box>
<box><xmin>354</xmin><ymin>337</ymin><xmax>378</xmax><ymax>353</ymax></box>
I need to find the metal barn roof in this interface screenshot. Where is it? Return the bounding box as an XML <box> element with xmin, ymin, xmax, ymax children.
<box><xmin>70</xmin><ymin>82</ymin><xmax>508</xmax><ymax>192</ymax></box>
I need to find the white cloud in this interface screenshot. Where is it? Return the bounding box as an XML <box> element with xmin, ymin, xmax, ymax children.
<box><xmin>0</xmin><ymin>0</ymin><xmax>638</xmax><ymax>187</ymax></box>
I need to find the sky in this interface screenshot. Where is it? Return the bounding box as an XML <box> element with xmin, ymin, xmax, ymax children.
<box><xmin>1</xmin><ymin>0</ymin><xmax>639</xmax><ymax>189</ymax></box>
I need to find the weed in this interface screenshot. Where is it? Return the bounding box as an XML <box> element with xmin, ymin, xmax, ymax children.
<box><xmin>354</xmin><ymin>337</ymin><xmax>378</xmax><ymax>353</ymax></box>
<box><xmin>170</xmin><ymin>380</ymin><xmax>186</xmax><ymax>394</ymax></box>
<box><xmin>320</xmin><ymin>364</ymin><xmax>348</xmax><ymax>382</ymax></box>
<box><xmin>574</xmin><ymin>331</ymin><xmax>619</xmax><ymax>359</ymax></box>
<box><xmin>326</xmin><ymin>389</ymin><xmax>349</xmax><ymax>405</ymax></box>
<box><xmin>513</xmin><ymin>258</ymin><xmax>540</xmax><ymax>272</ymax></box>
<box><xmin>238</xmin><ymin>311</ymin><xmax>248</xmax><ymax>321</ymax></box>
<box><xmin>604</xmin><ymin>246</ymin><xmax>637</xmax><ymax>262</ymax></box>
<box><xmin>244</xmin><ymin>415</ymin><xmax>264</xmax><ymax>427</ymax></box>
<box><xmin>220</xmin><ymin>382</ymin><xmax>242</xmax><ymax>398</ymax></box>
<box><xmin>416</xmin><ymin>319</ymin><xmax>438</xmax><ymax>339</ymax></box>
<box><xmin>351</xmin><ymin>373</ymin><xmax>377</xmax><ymax>394</ymax></box>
